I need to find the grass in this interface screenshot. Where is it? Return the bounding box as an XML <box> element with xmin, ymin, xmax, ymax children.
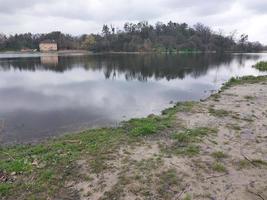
<box><xmin>167</xmin><ymin>127</ymin><xmax>218</xmax><ymax>156</ymax></box>
<box><xmin>135</xmin><ymin>157</ymin><xmax>163</xmax><ymax>172</ymax></box>
<box><xmin>251</xmin><ymin>159</ymin><xmax>267</xmax><ymax>167</ymax></box>
<box><xmin>221</xmin><ymin>75</ymin><xmax>267</xmax><ymax>90</ymax></box>
<box><xmin>212</xmin><ymin>162</ymin><xmax>227</xmax><ymax>173</ymax></box>
<box><xmin>101</xmin><ymin>157</ymin><xmax>164</xmax><ymax>199</ymax></box>
<box><xmin>212</xmin><ymin>151</ymin><xmax>228</xmax><ymax>160</ymax></box>
<box><xmin>174</xmin><ymin>145</ymin><xmax>200</xmax><ymax>156</ymax></box>
<box><xmin>0</xmin><ymin>183</ymin><xmax>12</xmax><ymax>196</ymax></box>
<box><xmin>236</xmin><ymin>160</ymin><xmax>250</xmax><ymax>170</ymax></box>
<box><xmin>125</xmin><ymin>116</ymin><xmax>169</xmax><ymax>137</ymax></box>
<box><xmin>183</xmin><ymin>194</ymin><xmax>192</xmax><ymax>200</ymax></box>
<box><xmin>124</xmin><ymin>101</ymin><xmax>196</xmax><ymax>137</ymax></box>
<box><xmin>210</xmin><ymin>93</ymin><xmax>220</xmax><ymax>101</ymax></box>
<box><xmin>236</xmin><ymin>159</ymin><xmax>267</xmax><ymax>170</ymax></box>
<box><xmin>0</xmin><ymin>159</ymin><xmax>32</xmax><ymax>173</ymax></box>
<box><xmin>172</xmin><ymin>127</ymin><xmax>218</xmax><ymax>144</ymax></box>
<box><xmin>252</xmin><ymin>61</ymin><xmax>267</xmax><ymax>71</ymax></box>
<box><xmin>157</xmin><ymin>169</ymin><xmax>182</xmax><ymax>199</ymax></box>
<box><xmin>209</xmin><ymin>108</ymin><xmax>230</xmax><ymax>117</ymax></box>
<box><xmin>226</xmin><ymin>123</ymin><xmax>241</xmax><ymax>131</ymax></box>
<box><xmin>161</xmin><ymin>101</ymin><xmax>196</xmax><ymax>115</ymax></box>
<box><xmin>244</xmin><ymin>95</ymin><xmax>255</xmax><ymax>100</ymax></box>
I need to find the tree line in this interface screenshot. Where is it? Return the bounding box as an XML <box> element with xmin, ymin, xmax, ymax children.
<box><xmin>0</xmin><ymin>21</ymin><xmax>265</xmax><ymax>53</ymax></box>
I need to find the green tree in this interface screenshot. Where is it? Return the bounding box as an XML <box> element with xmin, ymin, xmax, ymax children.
<box><xmin>81</xmin><ymin>35</ymin><xmax>96</xmax><ymax>50</ymax></box>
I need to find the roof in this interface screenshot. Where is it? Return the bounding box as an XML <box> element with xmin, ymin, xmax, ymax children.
<box><xmin>40</xmin><ymin>39</ymin><xmax>57</xmax><ymax>44</ymax></box>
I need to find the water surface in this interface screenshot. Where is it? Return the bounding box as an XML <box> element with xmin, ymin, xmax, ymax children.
<box><xmin>0</xmin><ymin>53</ymin><xmax>266</xmax><ymax>144</ymax></box>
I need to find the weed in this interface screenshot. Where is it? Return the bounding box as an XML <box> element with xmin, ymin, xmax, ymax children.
<box><xmin>251</xmin><ymin>159</ymin><xmax>267</xmax><ymax>166</ymax></box>
<box><xmin>252</xmin><ymin>61</ymin><xmax>267</xmax><ymax>71</ymax></box>
<box><xmin>157</xmin><ymin>169</ymin><xmax>182</xmax><ymax>199</ymax></box>
<box><xmin>212</xmin><ymin>162</ymin><xmax>227</xmax><ymax>172</ymax></box>
<box><xmin>221</xmin><ymin>76</ymin><xmax>267</xmax><ymax>90</ymax></box>
<box><xmin>209</xmin><ymin>108</ymin><xmax>230</xmax><ymax>117</ymax></box>
<box><xmin>169</xmin><ymin>127</ymin><xmax>217</xmax><ymax>157</ymax></box>
<box><xmin>210</xmin><ymin>93</ymin><xmax>220</xmax><ymax>101</ymax></box>
<box><xmin>236</xmin><ymin>159</ymin><xmax>267</xmax><ymax>170</ymax></box>
<box><xmin>172</xmin><ymin>127</ymin><xmax>217</xmax><ymax>144</ymax></box>
<box><xmin>0</xmin><ymin>159</ymin><xmax>31</xmax><ymax>173</ymax></box>
<box><xmin>125</xmin><ymin>107</ymin><xmax>177</xmax><ymax>137</ymax></box>
<box><xmin>0</xmin><ymin>183</ymin><xmax>12</xmax><ymax>196</ymax></box>
<box><xmin>244</xmin><ymin>95</ymin><xmax>255</xmax><ymax>100</ymax></box>
<box><xmin>183</xmin><ymin>194</ymin><xmax>192</xmax><ymax>200</ymax></box>
<box><xmin>135</xmin><ymin>158</ymin><xmax>163</xmax><ymax>171</ymax></box>
<box><xmin>226</xmin><ymin>123</ymin><xmax>241</xmax><ymax>131</ymax></box>
<box><xmin>162</xmin><ymin>101</ymin><xmax>196</xmax><ymax>115</ymax></box>
<box><xmin>212</xmin><ymin>151</ymin><xmax>227</xmax><ymax>160</ymax></box>
<box><xmin>236</xmin><ymin>160</ymin><xmax>250</xmax><ymax>170</ymax></box>
<box><xmin>174</xmin><ymin>145</ymin><xmax>200</xmax><ymax>156</ymax></box>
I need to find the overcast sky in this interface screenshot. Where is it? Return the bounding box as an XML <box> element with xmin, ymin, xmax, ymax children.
<box><xmin>0</xmin><ymin>0</ymin><xmax>266</xmax><ymax>44</ymax></box>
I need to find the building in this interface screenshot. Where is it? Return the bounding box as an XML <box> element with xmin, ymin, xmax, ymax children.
<box><xmin>39</xmin><ymin>40</ymin><xmax>58</xmax><ymax>52</ymax></box>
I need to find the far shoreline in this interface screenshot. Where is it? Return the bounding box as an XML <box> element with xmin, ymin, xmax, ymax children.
<box><xmin>1</xmin><ymin>50</ymin><xmax>267</xmax><ymax>55</ymax></box>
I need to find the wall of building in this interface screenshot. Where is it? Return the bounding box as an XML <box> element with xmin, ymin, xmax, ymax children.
<box><xmin>39</xmin><ymin>43</ymin><xmax>58</xmax><ymax>52</ymax></box>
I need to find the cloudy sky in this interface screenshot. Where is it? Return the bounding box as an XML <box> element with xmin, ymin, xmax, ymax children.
<box><xmin>0</xmin><ymin>0</ymin><xmax>267</xmax><ymax>44</ymax></box>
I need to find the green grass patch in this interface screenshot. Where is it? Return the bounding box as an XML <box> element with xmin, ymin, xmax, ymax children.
<box><xmin>251</xmin><ymin>159</ymin><xmax>267</xmax><ymax>167</ymax></box>
<box><xmin>236</xmin><ymin>159</ymin><xmax>267</xmax><ymax>170</ymax></box>
<box><xmin>123</xmin><ymin>102</ymin><xmax>187</xmax><ymax>137</ymax></box>
<box><xmin>244</xmin><ymin>95</ymin><xmax>255</xmax><ymax>100</ymax></box>
<box><xmin>157</xmin><ymin>169</ymin><xmax>183</xmax><ymax>199</ymax></box>
<box><xmin>211</xmin><ymin>151</ymin><xmax>228</xmax><ymax>160</ymax></box>
<box><xmin>125</xmin><ymin>115</ymin><xmax>171</xmax><ymax>137</ymax></box>
<box><xmin>183</xmin><ymin>194</ymin><xmax>192</xmax><ymax>200</ymax></box>
<box><xmin>210</xmin><ymin>93</ymin><xmax>220</xmax><ymax>101</ymax></box>
<box><xmin>221</xmin><ymin>76</ymin><xmax>267</xmax><ymax>90</ymax></box>
<box><xmin>236</xmin><ymin>160</ymin><xmax>250</xmax><ymax>170</ymax></box>
<box><xmin>172</xmin><ymin>127</ymin><xmax>218</xmax><ymax>144</ymax></box>
<box><xmin>0</xmin><ymin>183</ymin><xmax>12</xmax><ymax>196</ymax></box>
<box><xmin>135</xmin><ymin>157</ymin><xmax>163</xmax><ymax>172</ymax></box>
<box><xmin>226</xmin><ymin>123</ymin><xmax>241</xmax><ymax>131</ymax></box>
<box><xmin>168</xmin><ymin>127</ymin><xmax>217</xmax><ymax>156</ymax></box>
<box><xmin>162</xmin><ymin>101</ymin><xmax>196</xmax><ymax>115</ymax></box>
<box><xmin>209</xmin><ymin>108</ymin><xmax>230</xmax><ymax>117</ymax></box>
<box><xmin>174</xmin><ymin>145</ymin><xmax>200</xmax><ymax>156</ymax></box>
<box><xmin>39</xmin><ymin>169</ymin><xmax>55</xmax><ymax>182</ymax></box>
<box><xmin>126</xmin><ymin>117</ymin><xmax>162</xmax><ymax>136</ymax></box>
<box><xmin>0</xmin><ymin>159</ymin><xmax>32</xmax><ymax>173</ymax></box>
<box><xmin>252</xmin><ymin>61</ymin><xmax>267</xmax><ymax>71</ymax></box>
<box><xmin>212</xmin><ymin>162</ymin><xmax>227</xmax><ymax>173</ymax></box>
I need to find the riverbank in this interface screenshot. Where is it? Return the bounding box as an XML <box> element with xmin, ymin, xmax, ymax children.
<box><xmin>1</xmin><ymin>76</ymin><xmax>267</xmax><ymax>200</ymax></box>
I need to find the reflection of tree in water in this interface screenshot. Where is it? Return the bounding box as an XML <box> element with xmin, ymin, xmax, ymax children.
<box><xmin>0</xmin><ymin>54</ymin><xmax>260</xmax><ymax>81</ymax></box>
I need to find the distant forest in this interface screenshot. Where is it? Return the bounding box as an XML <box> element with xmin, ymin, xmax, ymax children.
<box><xmin>0</xmin><ymin>21</ymin><xmax>265</xmax><ymax>53</ymax></box>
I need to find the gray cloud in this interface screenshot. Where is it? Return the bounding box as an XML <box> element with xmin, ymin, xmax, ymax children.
<box><xmin>162</xmin><ymin>0</ymin><xmax>234</xmax><ymax>16</ymax></box>
<box><xmin>0</xmin><ymin>0</ymin><xmax>36</xmax><ymax>13</ymax></box>
<box><xmin>0</xmin><ymin>0</ymin><xmax>266</xmax><ymax>43</ymax></box>
<box><xmin>241</xmin><ymin>0</ymin><xmax>267</xmax><ymax>14</ymax></box>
